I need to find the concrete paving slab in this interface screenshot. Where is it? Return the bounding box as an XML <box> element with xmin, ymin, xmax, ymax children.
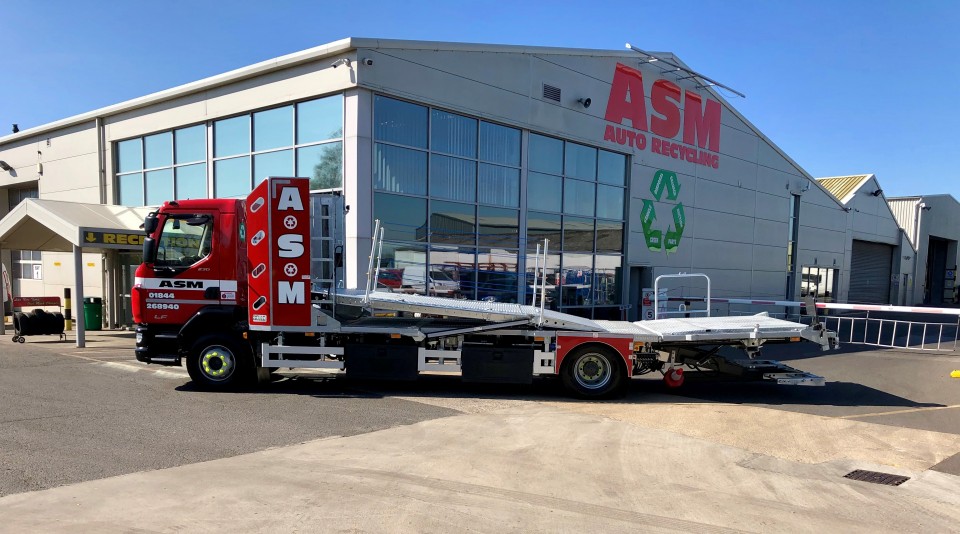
<box><xmin>0</xmin><ymin>405</ymin><xmax>958</xmax><ymax>533</ymax></box>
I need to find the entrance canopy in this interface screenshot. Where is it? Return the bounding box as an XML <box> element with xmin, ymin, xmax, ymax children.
<box><xmin>0</xmin><ymin>199</ymin><xmax>153</xmax><ymax>346</ymax></box>
<box><xmin>0</xmin><ymin>199</ymin><xmax>152</xmax><ymax>253</ymax></box>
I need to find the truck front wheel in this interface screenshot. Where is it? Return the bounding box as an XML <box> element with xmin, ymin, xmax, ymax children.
<box><xmin>561</xmin><ymin>345</ymin><xmax>627</xmax><ymax>399</ymax></box>
<box><xmin>186</xmin><ymin>335</ymin><xmax>254</xmax><ymax>390</ymax></box>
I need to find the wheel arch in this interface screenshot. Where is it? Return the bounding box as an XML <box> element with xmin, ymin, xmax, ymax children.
<box><xmin>557</xmin><ymin>339</ymin><xmax>631</xmax><ymax>378</ymax></box>
<box><xmin>178</xmin><ymin>305</ymin><xmax>247</xmax><ymax>351</ymax></box>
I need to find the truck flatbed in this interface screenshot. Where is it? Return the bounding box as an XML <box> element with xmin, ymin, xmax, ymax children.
<box><xmin>335</xmin><ymin>289</ymin><xmax>834</xmax><ymax>349</ymax></box>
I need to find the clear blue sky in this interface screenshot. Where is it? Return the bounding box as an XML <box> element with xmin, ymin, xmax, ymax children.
<box><xmin>2</xmin><ymin>0</ymin><xmax>957</xmax><ymax>198</ymax></box>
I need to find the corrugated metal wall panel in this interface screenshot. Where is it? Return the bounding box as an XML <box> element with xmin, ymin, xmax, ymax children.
<box><xmin>849</xmin><ymin>240</ymin><xmax>893</xmax><ymax>304</ymax></box>
<box><xmin>887</xmin><ymin>199</ymin><xmax>918</xmax><ymax>248</ymax></box>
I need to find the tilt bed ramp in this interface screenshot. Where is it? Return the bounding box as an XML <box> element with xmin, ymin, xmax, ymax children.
<box><xmin>135</xmin><ymin>177</ymin><xmax>838</xmax><ymax>399</ymax></box>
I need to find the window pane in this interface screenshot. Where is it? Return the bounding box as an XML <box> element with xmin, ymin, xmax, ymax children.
<box><xmin>596</xmin><ymin>219</ymin><xmax>624</xmax><ymax>253</ymax></box>
<box><xmin>176</xmin><ymin>163</ymin><xmax>206</xmax><ymax>200</ymax></box>
<box><xmin>431</xmin><ymin>110</ymin><xmax>476</xmax><ymax>158</ymax></box>
<box><xmin>526</xmin><ymin>211</ymin><xmax>561</xmax><ymax>250</ymax></box>
<box><xmin>561</xmin><ymin>253</ymin><xmax>593</xmax><ymax>307</ymax></box>
<box><xmin>378</xmin><ymin>242</ymin><xmax>427</xmax><ymax>294</ymax></box>
<box><xmin>478</xmin><ymin>206</ymin><xmax>518</xmax><ymax>248</ymax></box>
<box><xmin>374</xmin><ymin>143</ymin><xmax>427</xmax><ymax>195</ymax></box>
<box><xmin>118</xmin><ymin>139</ymin><xmax>143</xmax><ymax>173</ymax></box>
<box><xmin>430</xmin><ymin>200</ymin><xmax>475</xmax><ymax>246</ymax></box>
<box><xmin>564</xmin><ymin>142</ymin><xmax>596</xmax><ymax>181</ymax></box>
<box><xmin>528</xmin><ymin>134</ymin><xmax>563</xmax><ymax>175</ymax></box>
<box><xmin>479</xmin><ymin>122</ymin><xmax>520</xmax><ymax>166</ymax></box>
<box><xmin>527</xmin><ymin>172</ymin><xmax>562</xmax><ymax>212</ymax></box>
<box><xmin>563</xmin><ymin>216</ymin><xmax>594</xmax><ymax>252</ymax></box>
<box><xmin>298</xmin><ymin>96</ymin><xmax>343</xmax><ymax>143</ymax></box>
<box><xmin>118</xmin><ymin>173</ymin><xmax>143</xmax><ymax>206</ymax></box>
<box><xmin>564</xmin><ymin>179</ymin><xmax>595</xmax><ymax>217</ymax></box>
<box><xmin>594</xmin><ymin>255</ymin><xmax>622</xmax><ymax>305</ymax></box>
<box><xmin>144</xmin><ymin>133</ymin><xmax>173</xmax><ymax>169</ymax></box>
<box><xmin>596</xmin><ymin>185</ymin><xmax>624</xmax><ymax>220</ymax></box>
<box><xmin>430</xmin><ymin>155</ymin><xmax>476</xmax><ymax>202</ymax></box>
<box><xmin>175</xmin><ymin>125</ymin><xmax>206</xmax><ymax>164</ymax></box>
<box><xmin>298</xmin><ymin>141</ymin><xmax>342</xmax><ymax>190</ymax></box>
<box><xmin>214</xmin><ymin>116</ymin><xmax>250</xmax><ymax>157</ymax></box>
<box><xmin>254</xmin><ymin>149</ymin><xmax>293</xmax><ymax>185</ymax></box>
<box><xmin>429</xmin><ymin>246</ymin><xmax>474</xmax><ymax>298</ymax></box>
<box><xmin>473</xmin><ymin>252</ymin><xmax>520</xmax><ymax>303</ymax></box>
<box><xmin>374</xmin><ymin>96</ymin><xmax>427</xmax><ymax>148</ymax></box>
<box><xmin>598</xmin><ymin>150</ymin><xmax>626</xmax><ymax>185</ymax></box>
<box><xmin>145</xmin><ymin>168</ymin><xmax>173</xmax><ymax>206</ymax></box>
<box><xmin>478</xmin><ymin>164</ymin><xmax>519</xmax><ymax>207</ymax></box>
<box><xmin>254</xmin><ymin>106</ymin><xmax>293</xmax><ymax>151</ymax></box>
<box><xmin>214</xmin><ymin>156</ymin><xmax>251</xmax><ymax>198</ymax></box>
<box><xmin>373</xmin><ymin>193</ymin><xmax>427</xmax><ymax>242</ymax></box>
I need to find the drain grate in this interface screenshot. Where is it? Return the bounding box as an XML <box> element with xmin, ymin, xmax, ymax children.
<box><xmin>843</xmin><ymin>469</ymin><xmax>910</xmax><ymax>486</ymax></box>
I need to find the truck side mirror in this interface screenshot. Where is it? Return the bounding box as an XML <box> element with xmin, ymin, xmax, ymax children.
<box><xmin>143</xmin><ymin>237</ymin><xmax>157</xmax><ymax>264</ymax></box>
<box><xmin>143</xmin><ymin>212</ymin><xmax>158</xmax><ymax>235</ymax></box>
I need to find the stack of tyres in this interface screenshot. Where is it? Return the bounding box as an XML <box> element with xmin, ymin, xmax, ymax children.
<box><xmin>11</xmin><ymin>308</ymin><xmax>65</xmax><ymax>343</ymax></box>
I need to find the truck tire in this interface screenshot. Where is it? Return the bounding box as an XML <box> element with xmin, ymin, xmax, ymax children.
<box><xmin>561</xmin><ymin>345</ymin><xmax>626</xmax><ymax>399</ymax></box>
<box><xmin>186</xmin><ymin>335</ymin><xmax>255</xmax><ymax>390</ymax></box>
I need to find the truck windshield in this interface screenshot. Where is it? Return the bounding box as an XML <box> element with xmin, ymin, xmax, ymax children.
<box><xmin>154</xmin><ymin>215</ymin><xmax>213</xmax><ymax>269</ymax></box>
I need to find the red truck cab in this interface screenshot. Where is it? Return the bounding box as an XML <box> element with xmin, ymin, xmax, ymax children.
<box><xmin>133</xmin><ymin>198</ymin><xmax>248</xmax><ymax>367</ymax></box>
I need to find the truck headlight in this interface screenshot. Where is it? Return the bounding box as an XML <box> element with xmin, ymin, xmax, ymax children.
<box><xmin>136</xmin><ymin>332</ymin><xmax>143</xmax><ymax>344</ymax></box>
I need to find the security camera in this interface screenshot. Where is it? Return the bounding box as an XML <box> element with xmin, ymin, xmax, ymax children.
<box><xmin>330</xmin><ymin>58</ymin><xmax>350</xmax><ymax>69</ymax></box>
<box><xmin>0</xmin><ymin>160</ymin><xmax>11</xmax><ymax>171</ymax></box>
<box><xmin>577</xmin><ymin>98</ymin><xmax>591</xmax><ymax>109</ymax></box>
<box><xmin>361</xmin><ymin>58</ymin><xmax>374</xmax><ymax>66</ymax></box>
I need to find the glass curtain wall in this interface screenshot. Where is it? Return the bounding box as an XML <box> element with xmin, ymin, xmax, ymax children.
<box><xmin>116</xmin><ymin>94</ymin><xmax>343</xmax><ymax>206</ymax></box>
<box><xmin>373</xmin><ymin>96</ymin><xmax>522</xmax><ymax>301</ymax></box>
<box><xmin>527</xmin><ymin>133</ymin><xmax>626</xmax><ymax>319</ymax></box>
<box><xmin>372</xmin><ymin>95</ymin><xmax>626</xmax><ymax>315</ymax></box>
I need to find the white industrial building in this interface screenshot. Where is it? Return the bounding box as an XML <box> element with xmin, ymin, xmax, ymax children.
<box><xmin>0</xmin><ymin>38</ymin><xmax>956</xmax><ymax>328</ymax></box>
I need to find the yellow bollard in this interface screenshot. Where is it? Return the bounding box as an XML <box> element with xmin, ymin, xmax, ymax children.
<box><xmin>64</xmin><ymin>288</ymin><xmax>72</xmax><ymax>331</ymax></box>
<box><xmin>951</xmin><ymin>370</ymin><xmax>960</xmax><ymax>379</ymax></box>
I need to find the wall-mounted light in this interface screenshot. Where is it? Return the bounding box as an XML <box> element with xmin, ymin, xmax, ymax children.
<box><xmin>0</xmin><ymin>160</ymin><xmax>11</xmax><ymax>171</ymax></box>
<box><xmin>37</xmin><ymin>151</ymin><xmax>43</xmax><ymax>176</ymax></box>
<box><xmin>870</xmin><ymin>189</ymin><xmax>883</xmax><ymax>196</ymax></box>
<box><xmin>577</xmin><ymin>98</ymin><xmax>592</xmax><ymax>109</ymax></box>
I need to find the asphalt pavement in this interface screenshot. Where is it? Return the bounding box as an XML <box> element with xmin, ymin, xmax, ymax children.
<box><xmin>0</xmin><ymin>334</ymin><xmax>457</xmax><ymax>496</ymax></box>
<box><xmin>0</xmin><ymin>329</ymin><xmax>959</xmax><ymax>532</ymax></box>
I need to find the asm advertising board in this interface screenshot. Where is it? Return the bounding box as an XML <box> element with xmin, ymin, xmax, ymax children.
<box><xmin>246</xmin><ymin>177</ymin><xmax>312</xmax><ymax>331</ymax></box>
<box><xmin>602</xmin><ymin>63</ymin><xmax>723</xmax><ymax>169</ymax></box>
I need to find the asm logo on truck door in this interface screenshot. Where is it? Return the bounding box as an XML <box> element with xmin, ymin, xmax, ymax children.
<box><xmin>158</xmin><ymin>280</ymin><xmax>204</xmax><ymax>289</ymax></box>
<box><xmin>246</xmin><ymin>177</ymin><xmax>312</xmax><ymax>330</ymax></box>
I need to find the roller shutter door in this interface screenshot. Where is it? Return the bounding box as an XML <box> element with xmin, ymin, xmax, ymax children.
<box><xmin>849</xmin><ymin>240</ymin><xmax>893</xmax><ymax>304</ymax></box>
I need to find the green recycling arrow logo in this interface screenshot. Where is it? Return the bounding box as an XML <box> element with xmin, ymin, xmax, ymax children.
<box><xmin>642</xmin><ymin>170</ymin><xmax>685</xmax><ymax>253</ymax></box>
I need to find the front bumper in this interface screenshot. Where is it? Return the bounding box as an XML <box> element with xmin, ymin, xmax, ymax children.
<box><xmin>135</xmin><ymin>325</ymin><xmax>182</xmax><ymax>366</ymax></box>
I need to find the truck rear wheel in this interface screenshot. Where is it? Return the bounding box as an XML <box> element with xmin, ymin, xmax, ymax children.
<box><xmin>186</xmin><ymin>335</ymin><xmax>255</xmax><ymax>390</ymax></box>
<box><xmin>561</xmin><ymin>345</ymin><xmax>626</xmax><ymax>399</ymax></box>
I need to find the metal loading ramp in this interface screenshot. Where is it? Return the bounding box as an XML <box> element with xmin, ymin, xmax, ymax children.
<box><xmin>602</xmin><ymin>315</ymin><xmax>819</xmax><ymax>343</ymax></box>
<box><xmin>336</xmin><ymin>290</ymin><xmax>604</xmax><ymax>331</ymax></box>
<box><xmin>336</xmin><ymin>291</ymin><xmax>829</xmax><ymax>347</ymax></box>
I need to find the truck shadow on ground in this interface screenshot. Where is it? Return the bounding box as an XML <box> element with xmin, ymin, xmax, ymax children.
<box><xmin>175</xmin><ymin>371</ymin><xmax>943</xmax><ymax>411</ymax></box>
<box><xmin>647</xmin><ymin>375</ymin><xmax>944</xmax><ymax>409</ymax></box>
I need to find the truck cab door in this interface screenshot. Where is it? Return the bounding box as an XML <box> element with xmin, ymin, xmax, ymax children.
<box><xmin>146</xmin><ymin>212</ymin><xmax>222</xmax><ymax>322</ymax></box>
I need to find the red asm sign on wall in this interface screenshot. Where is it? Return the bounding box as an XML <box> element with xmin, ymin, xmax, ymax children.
<box><xmin>246</xmin><ymin>177</ymin><xmax>312</xmax><ymax>330</ymax></box>
<box><xmin>603</xmin><ymin>63</ymin><xmax>722</xmax><ymax>169</ymax></box>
